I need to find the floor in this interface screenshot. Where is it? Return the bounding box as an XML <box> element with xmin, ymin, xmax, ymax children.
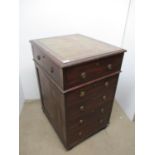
<box><xmin>19</xmin><ymin>100</ymin><xmax>135</xmax><ymax>155</ymax></box>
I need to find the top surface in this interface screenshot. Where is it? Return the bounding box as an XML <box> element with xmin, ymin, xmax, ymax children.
<box><xmin>32</xmin><ymin>34</ymin><xmax>124</xmax><ymax>66</ymax></box>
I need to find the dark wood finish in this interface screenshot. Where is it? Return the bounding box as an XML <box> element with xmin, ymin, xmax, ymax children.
<box><xmin>65</xmin><ymin>74</ymin><xmax>119</xmax><ymax>148</ymax></box>
<box><xmin>30</xmin><ymin>34</ymin><xmax>125</xmax><ymax>150</ymax></box>
<box><xmin>66</xmin><ymin>74</ymin><xmax>119</xmax><ymax>105</ymax></box>
<box><xmin>36</xmin><ymin>65</ymin><xmax>67</xmax><ymax>145</ymax></box>
<box><xmin>63</xmin><ymin>53</ymin><xmax>123</xmax><ymax>89</ymax></box>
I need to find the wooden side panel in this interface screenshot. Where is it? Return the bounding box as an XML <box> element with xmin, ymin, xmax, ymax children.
<box><xmin>36</xmin><ymin>65</ymin><xmax>67</xmax><ymax>145</ymax></box>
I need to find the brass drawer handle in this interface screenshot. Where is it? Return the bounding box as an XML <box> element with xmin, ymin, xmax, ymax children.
<box><xmin>79</xmin><ymin>119</ymin><xmax>84</xmax><ymax>124</ymax></box>
<box><xmin>81</xmin><ymin>72</ymin><xmax>86</xmax><ymax>79</ymax></box>
<box><xmin>107</xmin><ymin>64</ymin><xmax>112</xmax><ymax>70</ymax></box>
<box><xmin>105</xmin><ymin>81</ymin><xmax>109</xmax><ymax>87</ymax></box>
<box><xmin>80</xmin><ymin>91</ymin><xmax>85</xmax><ymax>97</ymax></box>
<box><xmin>102</xmin><ymin>95</ymin><xmax>106</xmax><ymax>100</ymax></box>
<box><xmin>101</xmin><ymin>108</ymin><xmax>104</xmax><ymax>113</ymax></box>
<box><xmin>37</xmin><ymin>55</ymin><xmax>41</xmax><ymax>60</ymax></box>
<box><xmin>80</xmin><ymin>105</ymin><xmax>84</xmax><ymax>111</ymax></box>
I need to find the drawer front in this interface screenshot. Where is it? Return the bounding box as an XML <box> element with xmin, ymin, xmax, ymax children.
<box><xmin>67</xmin><ymin>109</ymin><xmax>108</xmax><ymax>146</ymax></box>
<box><xmin>66</xmin><ymin>75</ymin><xmax>119</xmax><ymax>146</ymax></box>
<box><xmin>67</xmin><ymin>100</ymin><xmax>112</xmax><ymax>128</ymax></box>
<box><xmin>64</xmin><ymin>53</ymin><xmax>123</xmax><ymax>89</ymax></box>
<box><xmin>66</xmin><ymin>74</ymin><xmax>119</xmax><ymax>106</ymax></box>
<box><xmin>67</xmin><ymin>96</ymin><xmax>113</xmax><ymax>122</ymax></box>
<box><xmin>32</xmin><ymin>44</ymin><xmax>62</xmax><ymax>87</ymax></box>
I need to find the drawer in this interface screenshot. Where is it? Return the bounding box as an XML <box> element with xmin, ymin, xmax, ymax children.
<box><xmin>66</xmin><ymin>74</ymin><xmax>119</xmax><ymax>105</ymax></box>
<box><xmin>67</xmin><ymin>109</ymin><xmax>108</xmax><ymax>146</ymax></box>
<box><xmin>67</xmin><ymin>100</ymin><xmax>111</xmax><ymax>126</ymax></box>
<box><xmin>32</xmin><ymin>45</ymin><xmax>61</xmax><ymax>85</ymax></box>
<box><xmin>64</xmin><ymin>53</ymin><xmax>123</xmax><ymax>89</ymax></box>
<box><xmin>67</xmin><ymin>94</ymin><xmax>113</xmax><ymax>121</ymax></box>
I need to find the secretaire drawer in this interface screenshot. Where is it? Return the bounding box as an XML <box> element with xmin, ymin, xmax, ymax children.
<box><xmin>63</xmin><ymin>53</ymin><xmax>123</xmax><ymax>89</ymax></box>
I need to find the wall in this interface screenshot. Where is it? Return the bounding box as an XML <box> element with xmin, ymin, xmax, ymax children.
<box><xmin>19</xmin><ymin>77</ymin><xmax>25</xmax><ymax>114</ymax></box>
<box><xmin>20</xmin><ymin>0</ymin><xmax>129</xmax><ymax>99</ymax></box>
<box><xmin>116</xmin><ymin>0</ymin><xmax>135</xmax><ymax>120</ymax></box>
<box><xmin>20</xmin><ymin>0</ymin><xmax>134</xmax><ymax>120</ymax></box>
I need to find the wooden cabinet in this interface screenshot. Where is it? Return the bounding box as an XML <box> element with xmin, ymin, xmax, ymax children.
<box><xmin>30</xmin><ymin>34</ymin><xmax>125</xmax><ymax>149</ymax></box>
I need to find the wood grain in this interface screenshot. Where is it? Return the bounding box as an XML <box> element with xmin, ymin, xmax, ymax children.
<box><xmin>30</xmin><ymin>34</ymin><xmax>125</xmax><ymax>150</ymax></box>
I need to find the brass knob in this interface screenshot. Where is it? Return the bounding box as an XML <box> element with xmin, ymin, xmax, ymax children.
<box><xmin>105</xmin><ymin>81</ymin><xmax>109</xmax><ymax>87</ymax></box>
<box><xmin>79</xmin><ymin>119</ymin><xmax>84</xmax><ymax>124</ymax></box>
<box><xmin>80</xmin><ymin>105</ymin><xmax>84</xmax><ymax>111</ymax></box>
<box><xmin>78</xmin><ymin>131</ymin><xmax>82</xmax><ymax>136</ymax></box>
<box><xmin>37</xmin><ymin>55</ymin><xmax>41</xmax><ymax>60</ymax></box>
<box><xmin>101</xmin><ymin>108</ymin><xmax>104</xmax><ymax>113</ymax></box>
<box><xmin>107</xmin><ymin>64</ymin><xmax>112</xmax><ymax>70</ymax></box>
<box><xmin>80</xmin><ymin>91</ymin><xmax>85</xmax><ymax>97</ymax></box>
<box><xmin>99</xmin><ymin>119</ymin><xmax>104</xmax><ymax>124</ymax></box>
<box><xmin>50</xmin><ymin>67</ymin><xmax>54</xmax><ymax>73</ymax></box>
<box><xmin>81</xmin><ymin>72</ymin><xmax>86</xmax><ymax>79</ymax></box>
<box><xmin>102</xmin><ymin>95</ymin><xmax>106</xmax><ymax>100</ymax></box>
